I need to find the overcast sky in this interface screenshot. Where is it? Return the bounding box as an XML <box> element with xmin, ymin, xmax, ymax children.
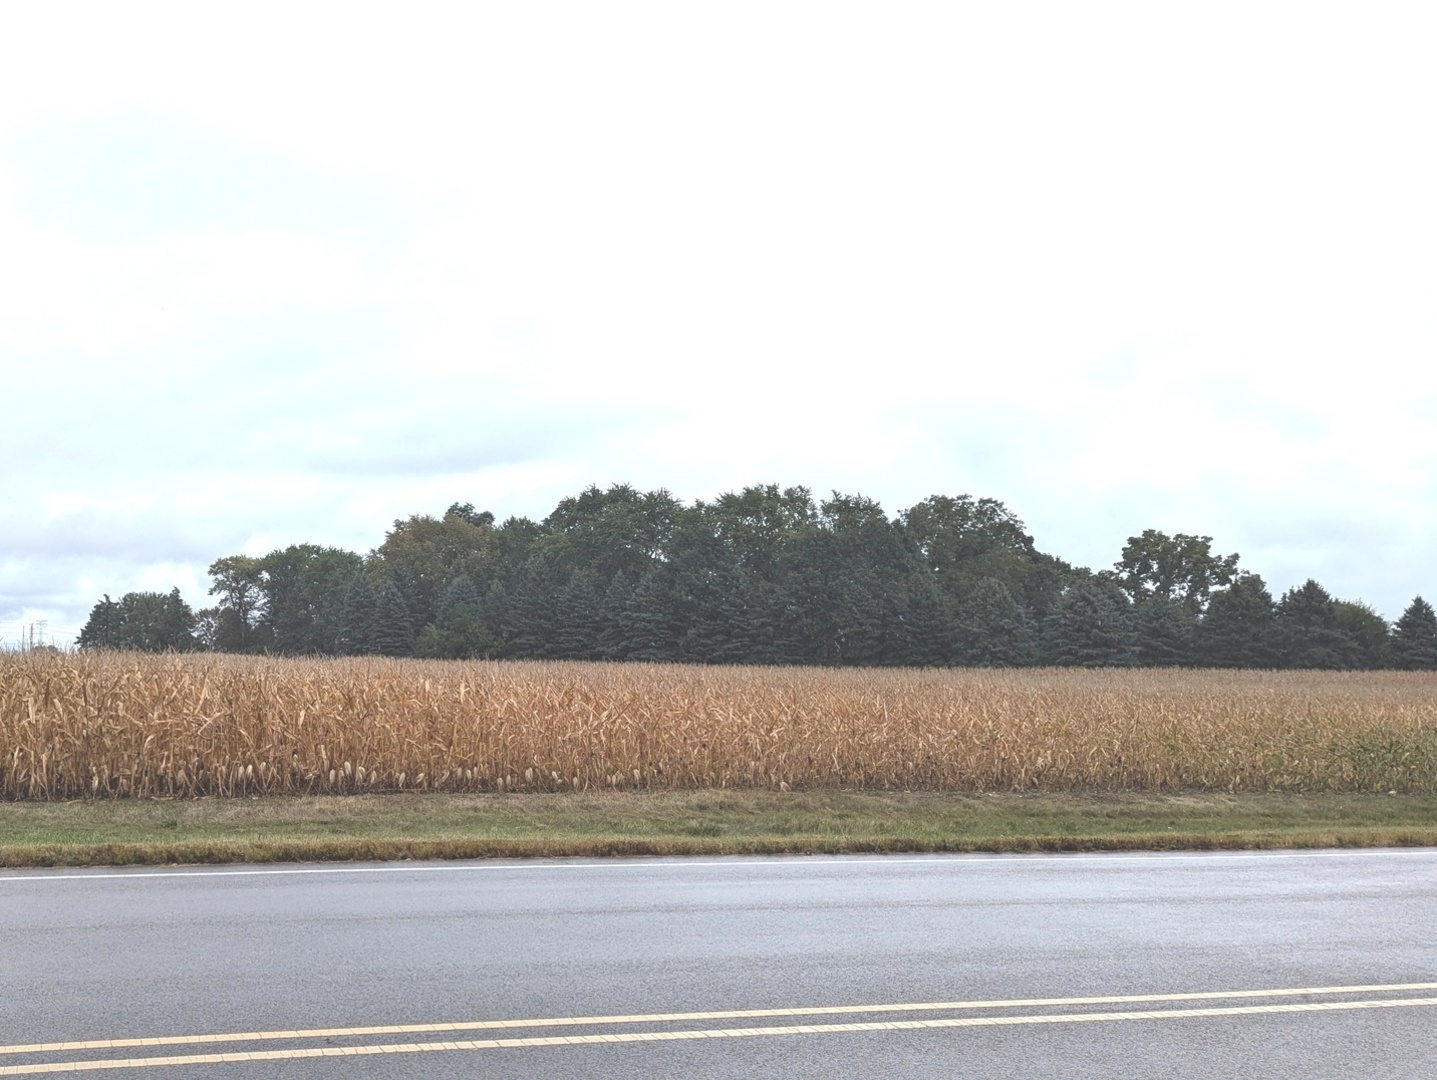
<box><xmin>3</xmin><ymin>3</ymin><xmax>1436</xmax><ymax>645</ymax></box>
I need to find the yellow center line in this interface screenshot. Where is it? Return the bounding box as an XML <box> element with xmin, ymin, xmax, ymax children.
<box><xmin>2</xmin><ymin>997</ymin><xmax>1436</xmax><ymax>1075</ymax></box>
<box><xmin>4</xmin><ymin>983</ymin><xmax>1436</xmax><ymax>1057</ymax></box>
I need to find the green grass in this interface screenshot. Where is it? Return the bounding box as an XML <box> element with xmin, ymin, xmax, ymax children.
<box><xmin>1</xmin><ymin>791</ymin><xmax>1435</xmax><ymax>866</ymax></box>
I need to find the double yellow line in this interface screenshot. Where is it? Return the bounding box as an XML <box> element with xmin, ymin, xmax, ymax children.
<box><xmin>5</xmin><ymin>983</ymin><xmax>1436</xmax><ymax>1075</ymax></box>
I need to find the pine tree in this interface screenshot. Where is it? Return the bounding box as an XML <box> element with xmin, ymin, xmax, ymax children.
<box><xmin>954</xmin><ymin>578</ymin><xmax>1037</xmax><ymax>666</ymax></box>
<box><xmin>415</xmin><ymin>576</ymin><xmax>495</xmax><ymax>659</ymax></box>
<box><xmin>619</xmin><ymin>571</ymin><xmax>679</xmax><ymax>661</ymax></box>
<box><xmin>1276</xmin><ymin>579</ymin><xmax>1358</xmax><ymax>669</ymax></box>
<box><xmin>373</xmin><ymin>580</ymin><xmax>415</xmax><ymax>657</ymax></box>
<box><xmin>554</xmin><ymin>573</ymin><xmax>603</xmax><ymax>660</ymax></box>
<box><xmin>1200</xmin><ymin>573</ymin><xmax>1280</xmax><ymax>668</ymax></box>
<box><xmin>338</xmin><ymin>577</ymin><xmax>380</xmax><ymax>655</ymax></box>
<box><xmin>1041</xmin><ymin>578</ymin><xmax>1136</xmax><ymax>667</ymax></box>
<box><xmin>1393</xmin><ymin>596</ymin><xmax>1437</xmax><ymax>670</ymax></box>
<box><xmin>1133</xmin><ymin>596</ymin><xmax>1200</xmax><ymax>667</ymax></box>
<box><xmin>896</xmin><ymin>573</ymin><xmax>955</xmax><ymax>667</ymax></box>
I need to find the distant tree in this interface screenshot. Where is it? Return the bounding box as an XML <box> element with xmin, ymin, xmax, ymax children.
<box><xmin>205</xmin><ymin>555</ymin><xmax>268</xmax><ymax>652</ymax></box>
<box><xmin>445</xmin><ymin>502</ymin><xmax>495</xmax><ymax>528</ymax></box>
<box><xmin>1201</xmin><ymin>573</ymin><xmax>1280</xmax><ymax>668</ymax></box>
<box><xmin>415</xmin><ymin>575</ymin><xmax>495</xmax><ymax>659</ymax></box>
<box><xmin>1333</xmin><ymin>600</ymin><xmax>1393</xmax><ymax>669</ymax></box>
<box><xmin>370</xmin><ymin>509</ymin><xmax>502</xmax><ymax>631</ymax></box>
<box><xmin>78</xmin><ymin>589</ymin><xmax>198</xmax><ymax>652</ymax></box>
<box><xmin>553</xmin><ymin>573</ymin><xmax>604</xmax><ymax>660</ymax></box>
<box><xmin>900</xmin><ymin>494</ymin><xmax>1063</xmax><ymax>618</ymax></box>
<box><xmin>1113</xmin><ymin>530</ymin><xmax>1239</xmax><ymax>613</ymax></box>
<box><xmin>76</xmin><ymin>595</ymin><xmax>122</xmax><ymax>650</ymax></box>
<box><xmin>373</xmin><ymin>580</ymin><xmax>415</xmax><ymax>657</ymax></box>
<box><xmin>1042</xmin><ymin>577</ymin><xmax>1137</xmax><ymax>667</ymax></box>
<box><xmin>338</xmin><ymin>576</ymin><xmax>380</xmax><ymax>655</ymax></box>
<box><xmin>895</xmin><ymin>573</ymin><xmax>955</xmax><ymax>667</ymax></box>
<box><xmin>619</xmin><ymin>570</ymin><xmax>680</xmax><ymax>662</ymax></box>
<box><xmin>258</xmin><ymin>545</ymin><xmax>365</xmax><ymax>654</ymax></box>
<box><xmin>1132</xmin><ymin>596</ymin><xmax>1200</xmax><ymax>666</ymax></box>
<box><xmin>954</xmin><ymin>578</ymin><xmax>1037</xmax><ymax>666</ymax></box>
<box><xmin>1276</xmin><ymin>579</ymin><xmax>1359</xmax><ymax>669</ymax></box>
<box><xmin>1392</xmin><ymin>596</ymin><xmax>1437</xmax><ymax>670</ymax></box>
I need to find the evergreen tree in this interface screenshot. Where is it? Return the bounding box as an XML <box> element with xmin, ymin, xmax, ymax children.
<box><xmin>1041</xmin><ymin>578</ymin><xmax>1136</xmax><ymax>667</ymax></box>
<box><xmin>954</xmin><ymin>578</ymin><xmax>1036</xmax><ymax>666</ymax></box>
<box><xmin>619</xmin><ymin>570</ymin><xmax>680</xmax><ymax>661</ymax></box>
<box><xmin>1133</xmin><ymin>596</ymin><xmax>1200</xmax><ymax>667</ymax></box>
<box><xmin>77</xmin><ymin>589</ymin><xmax>197</xmax><ymax>652</ymax></box>
<box><xmin>1393</xmin><ymin>596</ymin><xmax>1437</xmax><ymax>670</ymax></box>
<box><xmin>1333</xmin><ymin>600</ymin><xmax>1393</xmax><ymax>669</ymax></box>
<box><xmin>1276</xmin><ymin>579</ymin><xmax>1358</xmax><ymax>669</ymax></box>
<box><xmin>373</xmin><ymin>580</ymin><xmax>415</xmax><ymax>657</ymax></box>
<box><xmin>502</xmin><ymin>563</ymin><xmax>563</xmax><ymax>658</ymax></box>
<box><xmin>338</xmin><ymin>576</ymin><xmax>380</xmax><ymax>655</ymax></box>
<box><xmin>895</xmin><ymin>573</ymin><xmax>955</xmax><ymax>667</ymax></box>
<box><xmin>414</xmin><ymin>575</ymin><xmax>496</xmax><ymax>659</ymax></box>
<box><xmin>595</xmin><ymin>571</ymin><xmax>636</xmax><ymax>660</ymax></box>
<box><xmin>1200</xmin><ymin>573</ymin><xmax>1280</xmax><ymax>668</ymax></box>
<box><xmin>553</xmin><ymin>573</ymin><xmax>604</xmax><ymax>660</ymax></box>
<box><xmin>77</xmin><ymin>595</ymin><xmax>122</xmax><ymax>650</ymax></box>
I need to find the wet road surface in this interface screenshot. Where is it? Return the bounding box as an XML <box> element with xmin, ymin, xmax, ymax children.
<box><xmin>3</xmin><ymin>849</ymin><xmax>1436</xmax><ymax>1077</ymax></box>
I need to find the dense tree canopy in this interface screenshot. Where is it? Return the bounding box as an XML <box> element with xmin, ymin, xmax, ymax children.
<box><xmin>77</xmin><ymin>484</ymin><xmax>1428</xmax><ymax>668</ymax></box>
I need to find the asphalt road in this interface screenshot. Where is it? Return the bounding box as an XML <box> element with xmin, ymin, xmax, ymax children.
<box><xmin>2</xmin><ymin>850</ymin><xmax>1436</xmax><ymax>1077</ymax></box>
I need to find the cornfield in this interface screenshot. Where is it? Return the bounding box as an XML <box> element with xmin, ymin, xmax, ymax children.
<box><xmin>2</xmin><ymin>650</ymin><xmax>1435</xmax><ymax>799</ymax></box>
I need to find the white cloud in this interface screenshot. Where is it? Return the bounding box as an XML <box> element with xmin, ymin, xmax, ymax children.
<box><xmin>3</xmin><ymin>3</ymin><xmax>1437</xmax><ymax>637</ymax></box>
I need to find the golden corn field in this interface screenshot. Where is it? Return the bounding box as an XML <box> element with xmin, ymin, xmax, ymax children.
<box><xmin>2</xmin><ymin>650</ymin><xmax>1435</xmax><ymax>799</ymax></box>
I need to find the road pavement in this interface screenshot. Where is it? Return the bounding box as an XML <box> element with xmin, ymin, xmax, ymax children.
<box><xmin>2</xmin><ymin>849</ymin><xmax>1435</xmax><ymax>1077</ymax></box>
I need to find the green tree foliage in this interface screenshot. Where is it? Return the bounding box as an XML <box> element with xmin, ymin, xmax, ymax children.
<box><xmin>78</xmin><ymin>589</ymin><xmax>198</xmax><ymax>652</ymax></box>
<box><xmin>538</xmin><ymin>484</ymin><xmax>684</xmax><ymax>584</ymax></box>
<box><xmin>1392</xmin><ymin>596</ymin><xmax>1437</xmax><ymax>670</ymax></box>
<box><xmin>1201</xmin><ymin>573</ymin><xmax>1280</xmax><ymax>668</ymax></box>
<box><xmin>1132</xmin><ymin>596</ymin><xmax>1200</xmax><ymax>666</ymax></box>
<box><xmin>109</xmin><ymin>483</ymin><xmax>1429</xmax><ymax>671</ymax></box>
<box><xmin>1113</xmin><ymin>530</ymin><xmax>1239</xmax><ymax>612</ymax></box>
<box><xmin>953</xmin><ymin>579</ymin><xmax>1036</xmax><ymax>666</ymax></box>
<box><xmin>1276</xmin><ymin>579</ymin><xmax>1359</xmax><ymax>669</ymax></box>
<box><xmin>338</xmin><ymin>576</ymin><xmax>380</xmax><ymax>655</ymax></box>
<box><xmin>1333</xmin><ymin>600</ymin><xmax>1393</xmax><ymax>669</ymax></box>
<box><xmin>899</xmin><ymin>495</ymin><xmax>1069</xmax><ymax>633</ymax></box>
<box><xmin>1041</xmin><ymin>577</ymin><xmax>1137</xmax><ymax>667</ymax></box>
<box><xmin>258</xmin><ymin>545</ymin><xmax>365</xmax><ymax>654</ymax></box>
<box><xmin>370</xmin><ymin>509</ymin><xmax>501</xmax><ymax>631</ymax></box>
<box><xmin>415</xmin><ymin>575</ymin><xmax>496</xmax><ymax>659</ymax></box>
<box><xmin>373</xmin><ymin>579</ymin><xmax>415</xmax><ymax>657</ymax></box>
<box><xmin>204</xmin><ymin>555</ymin><xmax>267</xmax><ymax>652</ymax></box>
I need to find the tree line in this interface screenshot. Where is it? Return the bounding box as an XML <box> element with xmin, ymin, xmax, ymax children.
<box><xmin>77</xmin><ymin>484</ymin><xmax>1437</xmax><ymax>669</ymax></box>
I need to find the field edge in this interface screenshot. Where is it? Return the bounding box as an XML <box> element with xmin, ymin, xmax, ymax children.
<box><xmin>5</xmin><ymin>827</ymin><xmax>1437</xmax><ymax>869</ymax></box>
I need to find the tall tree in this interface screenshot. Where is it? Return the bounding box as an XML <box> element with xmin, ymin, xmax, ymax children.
<box><xmin>1113</xmin><ymin>530</ymin><xmax>1239</xmax><ymax>612</ymax></box>
<box><xmin>1041</xmin><ymin>577</ymin><xmax>1137</xmax><ymax>667</ymax></box>
<box><xmin>414</xmin><ymin>575</ymin><xmax>496</xmax><ymax>659</ymax></box>
<box><xmin>1333</xmin><ymin>600</ymin><xmax>1393</xmax><ymax>669</ymax></box>
<box><xmin>205</xmin><ymin>555</ymin><xmax>267</xmax><ymax>652</ymax></box>
<box><xmin>78</xmin><ymin>589</ymin><xmax>198</xmax><ymax>652</ymax></box>
<box><xmin>373</xmin><ymin>580</ymin><xmax>416</xmax><ymax>657</ymax></box>
<box><xmin>338</xmin><ymin>576</ymin><xmax>380</xmax><ymax>656</ymax></box>
<box><xmin>1276</xmin><ymin>579</ymin><xmax>1358</xmax><ymax>669</ymax></box>
<box><xmin>1200</xmin><ymin>573</ymin><xmax>1280</xmax><ymax>668</ymax></box>
<box><xmin>1392</xmin><ymin>596</ymin><xmax>1437</xmax><ymax>670</ymax></box>
<box><xmin>954</xmin><ymin>578</ymin><xmax>1036</xmax><ymax>666</ymax></box>
<box><xmin>258</xmin><ymin>545</ymin><xmax>364</xmax><ymax>654</ymax></box>
<box><xmin>1132</xmin><ymin>596</ymin><xmax>1200</xmax><ymax>666</ymax></box>
<box><xmin>370</xmin><ymin>508</ymin><xmax>501</xmax><ymax>631</ymax></box>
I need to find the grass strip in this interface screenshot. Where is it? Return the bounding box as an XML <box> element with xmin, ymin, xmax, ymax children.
<box><xmin>1</xmin><ymin>791</ymin><xmax>1434</xmax><ymax>868</ymax></box>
